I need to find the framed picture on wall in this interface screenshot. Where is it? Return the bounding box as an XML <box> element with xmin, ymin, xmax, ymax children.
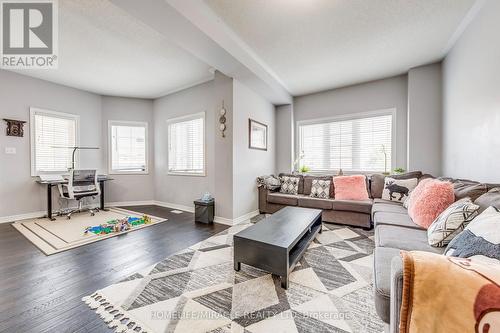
<box><xmin>248</xmin><ymin>119</ymin><xmax>267</xmax><ymax>151</ymax></box>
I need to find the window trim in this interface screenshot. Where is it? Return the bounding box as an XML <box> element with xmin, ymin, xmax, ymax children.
<box><xmin>166</xmin><ymin>112</ymin><xmax>206</xmax><ymax>177</ymax></box>
<box><xmin>30</xmin><ymin>107</ymin><xmax>80</xmax><ymax>177</ymax></box>
<box><xmin>108</xmin><ymin>120</ymin><xmax>149</xmax><ymax>175</ymax></box>
<box><xmin>295</xmin><ymin>108</ymin><xmax>397</xmax><ymax>174</ymax></box>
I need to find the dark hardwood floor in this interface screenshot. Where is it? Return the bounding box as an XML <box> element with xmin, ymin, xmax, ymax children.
<box><xmin>0</xmin><ymin>205</ymin><xmax>229</xmax><ymax>333</ymax></box>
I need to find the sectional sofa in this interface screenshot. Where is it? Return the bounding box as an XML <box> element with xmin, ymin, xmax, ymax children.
<box><xmin>258</xmin><ymin>172</ymin><xmax>425</xmax><ymax>229</ymax></box>
<box><xmin>372</xmin><ymin>175</ymin><xmax>499</xmax><ymax>332</ymax></box>
<box><xmin>259</xmin><ymin>171</ymin><xmax>499</xmax><ymax>332</ymax></box>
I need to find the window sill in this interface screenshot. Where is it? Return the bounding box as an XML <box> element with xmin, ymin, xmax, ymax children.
<box><xmin>109</xmin><ymin>170</ymin><xmax>149</xmax><ymax>175</ymax></box>
<box><xmin>168</xmin><ymin>172</ymin><xmax>206</xmax><ymax>177</ymax></box>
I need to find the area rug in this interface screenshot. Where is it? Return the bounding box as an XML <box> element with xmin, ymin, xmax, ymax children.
<box><xmin>83</xmin><ymin>221</ymin><xmax>384</xmax><ymax>333</ymax></box>
<box><xmin>12</xmin><ymin>207</ymin><xmax>165</xmax><ymax>255</ymax></box>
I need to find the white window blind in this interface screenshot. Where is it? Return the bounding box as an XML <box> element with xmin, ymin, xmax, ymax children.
<box><xmin>109</xmin><ymin>121</ymin><xmax>147</xmax><ymax>174</ymax></box>
<box><xmin>167</xmin><ymin>113</ymin><xmax>205</xmax><ymax>175</ymax></box>
<box><xmin>31</xmin><ymin>108</ymin><xmax>78</xmax><ymax>176</ymax></box>
<box><xmin>299</xmin><ymin>113</ymin><xmax>393</xmax><ymax>173</ymax></box>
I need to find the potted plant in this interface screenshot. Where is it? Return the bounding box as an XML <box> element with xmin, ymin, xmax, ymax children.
<box><xmin>393</xmin><ymin>167</ymin><xmax>405</xmax><ymax>175</ymax></box>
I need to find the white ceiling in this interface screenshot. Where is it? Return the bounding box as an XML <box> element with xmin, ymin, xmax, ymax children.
<box><xmin>204</xmin><ymin>0</ymin><xmax>476</xmax><ymax>96</ymax></box>
<box><xmin>10</xmin><ymin>0</ymin><xmax>213</xmax><ymax>99</ymax></box>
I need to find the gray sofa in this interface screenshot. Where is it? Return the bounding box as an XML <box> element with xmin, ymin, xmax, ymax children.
<box><xmin>371</xmin><ymin>175</ymin><xmax>500</xmax><ymax>332</ymax></box>
<box><xmin>259</xmin><ymin>173</ymin><xmax>373</xmax><ymax>228</ymax></box>
<box><xmin>259</xmin><ymin>172</ymin><xmax>428</xmax><ymax>229</ymax></box>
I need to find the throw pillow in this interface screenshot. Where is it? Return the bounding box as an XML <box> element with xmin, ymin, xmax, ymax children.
<box><xmin>279</xmin><ymin>176</ymin><xmax>299</xmax><ymax>195</ymax></box>
<box><xmin>445</xmin><ymin>206</ymin><xmax>500</xmax><ymax>260</ymax></box>
<box><xmin>382</xmin><ymin>177</ymin><xmax>418</xmax><ymax>203</ymax></box>
<box><xmin>310</xmin><ymin>179</ymin><xmax>331</xmax><ymax>199</ymax></box>
<box><xmin>427</xmin><ymin>198</ymin><xmax>480</xmax><ymax>247</ymax></box>
<box><xmin>332</xmin><ymin>175</ymin><xmax>369</xmax><ymax>200</ymax></box>
<box><xmin>407</xmin><ymin>178</ymin><xmax>455</xmax><ymax>229</ymax></box>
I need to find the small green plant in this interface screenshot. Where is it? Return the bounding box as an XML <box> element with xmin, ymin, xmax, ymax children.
<box><xmin>299</xmin><ymin>165</ymin><xmax>310</xmax><ymax>173</ymax></box>
<box><xmin>393</xmin><ymin>167</ymin><xmax>405</xmax><ymax>174</ymax></box>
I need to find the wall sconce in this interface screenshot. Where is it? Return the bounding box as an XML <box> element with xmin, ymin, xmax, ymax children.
<box><xmin>219</xmin><ymin>101</ymin><xmax>227</xmax><ymax>138</ymax></box>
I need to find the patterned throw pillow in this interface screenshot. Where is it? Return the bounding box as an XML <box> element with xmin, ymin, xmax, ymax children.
<box><xmin>445</xmin><ymin>206</ymin><xmax>500</xmax><ymax>260</ymax></box>
<box><xmin>310</xmin><ymin>179</ymin><xmax>330</xmax><ymax>199</ymax></box>
<box><xmin>382</xmin><ymin>177</ymin><xmax>418</xmax><ymax>203</ymax></box>
<box><xmin>279</xmin><ymin>176</ymin><xmax>299</xmax><ymax>195</ymax></box>
<box><xmin>427</xmin><ymin>198</ymin><xmax>480</xmax><ymax>247</ymax></box>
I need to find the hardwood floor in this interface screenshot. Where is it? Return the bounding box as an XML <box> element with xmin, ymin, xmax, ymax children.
<box><xmin>0</xmin><ymin>205</ymin><xmax>229</xmax><ymax>333</ymax></box>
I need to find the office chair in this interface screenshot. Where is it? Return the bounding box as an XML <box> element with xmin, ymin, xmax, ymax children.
<box><xmin>58</xmin><ymin>169</ymin><xmax>101</xmax><ymax>219</ymax></box>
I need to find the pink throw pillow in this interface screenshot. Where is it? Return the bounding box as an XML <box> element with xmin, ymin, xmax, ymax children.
<box><xmin>407</xmin><ymin>179</ymin><xmax>455</xmax><ymax>229</ymax></box>
<box><xmin>333</xmin><ymin>175</ymin><xmax>369</xmax><ymax>200</ymax></box>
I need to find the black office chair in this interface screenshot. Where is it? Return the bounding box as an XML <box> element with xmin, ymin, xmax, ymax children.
<box><xmin>58</xmin><ymin>169</ymin><xmax>100</xmax><ymax>219</ymax></box>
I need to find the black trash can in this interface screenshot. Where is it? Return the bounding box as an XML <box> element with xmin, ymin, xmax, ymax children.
<box><xmin>194</xmin><ymin>199</ymin><xmax>214</xmax><ymax>224</ymax></box>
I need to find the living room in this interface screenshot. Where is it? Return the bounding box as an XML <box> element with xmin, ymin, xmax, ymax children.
<box><xmin>0</xmin><ymin>0</ymin><xmax>498</xmax><ymax>332</ymax></box>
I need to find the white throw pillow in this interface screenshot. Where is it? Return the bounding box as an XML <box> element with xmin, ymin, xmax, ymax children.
<box><xmin>280</xmin><ymin>176</ymin><xmax>299</xmax><ymax>195</ymax></box>
<box><xmin>427</xmin><ymin>198</ymin><xmax>480</xmax><ymax>247</ymax></box>
<box><xmin>310</xmin><ymin>179</ymin><xmax>330</xmax><ymax>199</ymax></box>
<box><xmin>382</xmin><ymin>177</ymin><xmax>418</xmax><ymax>203</ymax></box>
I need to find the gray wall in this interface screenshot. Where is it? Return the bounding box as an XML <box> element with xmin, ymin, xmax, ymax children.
<box><xmin>232</xmin><ymin>80</ymin><xmax>275</xmax><ymax>218</ymax></box>
<box><xmin>153</xmin><ymin>72</ymin><xmax>235</xmax><ymax>220</ymax></box>
<box><xmin>0</xmin><ymin>70</ymin><xmax>103</xmax><ymax>217</ymax></box>
<box><xmin>293</xmin><ymin>75</ymin><xmax>409</xmax><ymax>170</ymax></box>
<box><xmin>407</xmin><ymin>63</ymin><xmax>443</xmax><ymax>176</ymax></box>
<box><xmin>442</xmin><ymin>0</ymin><xmax>500</xmax><ymax>182</ymax></box>
<box><xmin>101</xmin><ymin>96</ymin><xmax>155</xmax><ymax>203</ymax></box>
<box><xmin>275</xmin><ymin>104</ymin><xmax>294</xmax><ymax>174</ymax></box>
<box><xmin>153</xmin><ymin>80</ymin><xmax>215</xmax><ymax>211</ymax></box>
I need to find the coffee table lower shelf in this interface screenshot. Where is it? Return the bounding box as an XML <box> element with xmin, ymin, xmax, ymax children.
<box><xmin>233</xmin><ymin>210</ymin><xmax>322</xmax><ymax>289</ymax></box>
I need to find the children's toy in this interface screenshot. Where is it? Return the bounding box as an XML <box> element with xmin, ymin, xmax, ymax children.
<box><xmin>84</xmin><ymin>215</ymin><xmax>152</xmax><ymax>235</ymax></box>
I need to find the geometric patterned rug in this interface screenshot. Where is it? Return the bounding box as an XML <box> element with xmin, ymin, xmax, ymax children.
<box><xmin>83</xmin><ymin>217</ymin><xmax>384</xmax><ymax>333</ymax></box>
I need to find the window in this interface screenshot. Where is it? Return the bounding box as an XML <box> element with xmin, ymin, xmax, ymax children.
<box><xmin>30</xmin><ymin>108</ymin><xmax>79</xmax><ymax>176</ymax></box>
<box><xmin>108</xmin><ymin>121</ymin><xmax>148</xmax><ymax>174</ymax></box>
<box><xmin>167</xmin><ymin>112</ymin><xmax>205</xmax><ymax>176</ymax></box>
<box><xmin>298</xmin><ymin>111</ymin><xmax>394</xmax><ymax>173</ymax></box>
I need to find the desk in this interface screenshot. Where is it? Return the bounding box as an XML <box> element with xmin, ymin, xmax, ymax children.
<box><xmin>36</xmin><ymin>176</ymin><xmax>113</xmax><ymax>221</ymax></box>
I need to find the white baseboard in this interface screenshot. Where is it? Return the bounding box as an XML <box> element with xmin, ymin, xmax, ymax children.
<box><xmin>153</xmin><ymin>201</ymin><xmax>194</xmax><ymax>213</ymax></box>
<box><xmin>0</xmin><ymin>200</ymin><xmax>155</xmax><ymax>224</ymax></box>
<box><xmin>0</xmin><ymin>211</ymin><xmax>46</xmax><ymax>224</ymax></box>
<box><xmin>0</xmin><ymin>201</ymin><xmax>260</xmax><ymax>226</ymax></box>
<box><xmin>106</xmin><ymin>200</ymin><xmax>155</xmax><ymax>207</ymax></box>
<box><xmin>214</xmin><ymin>209</ymin><xmax>260</xmax><ymax>226</ymax></box>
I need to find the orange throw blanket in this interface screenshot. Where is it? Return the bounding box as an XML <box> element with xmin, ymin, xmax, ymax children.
<box><xmin>399</xmin><ymin>251</ymin><xmax>500</xmax><ymax>333</ymax></box>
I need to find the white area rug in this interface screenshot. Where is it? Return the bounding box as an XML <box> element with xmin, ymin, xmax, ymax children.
<box><xmin>12</xmin><ymin>207</ymin><xmax>165</xmax><ymax>255</ymax></box>
<box><xmin>83</xmin><ymin>222</ymin><xmax>384</xmax><ymax>332</ymax></box>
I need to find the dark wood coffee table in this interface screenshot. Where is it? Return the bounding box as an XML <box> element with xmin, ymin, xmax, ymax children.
<box><xmin>233</xmin><ymin>206</ymin><xmax>322</xmax><ymax>289</ymax></box>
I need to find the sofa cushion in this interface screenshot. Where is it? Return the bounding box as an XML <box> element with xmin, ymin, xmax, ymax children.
<box><xmin>370</xmin><ymin>174</ymin><xmax>385</xmax><ymax>199</ymax></box>
<box><xmin>298</xmin><ymin>196</ymin><xmax>333</xmax><ymax>210</ymax></box>
<box><xmin>375</xmin><ymin>225</ymin><xmax>445</xmax><ymax>254</ymax></box>
<box><xmin>391</xmin><ymin>171</ymin><xmax>423</xmax><ymax>180</ymax></box>
<box><xmin>303</xmin><ymin>175</ymin><xmax>334</xmax><ymax>197</ymax></box>
<box><xmin>474</xmin><ymin>187</ymin><xmax>500</xmax><ymax>213</ymax></box>
<box><xmin>373</xmin><ymin>211</ymin><xmax>422</xmax><ymax>229</ymax></box>
<box><xmin>372</xmin><ymin>201</ymin><xmax>407</xmax><ymax>219</ymax></box>
<box><xmin>453</xmin><ymin>181</ymin><xmax>488</xmax><ymax>201</ymax></box>
<box><xmin>373</xmin><ymin>198</ymin><xmax>403</xmax><ymax>205</ymax></box>
<box><xmin>373</xmin><ymin>246</ymin><xmax>401</xmax><ymax>323</ymax></box>
<box><xmin>331</xmin><ymin>199</ymin><xmax>372</xmax><ymax>214</ymax></box>
<box><xmin>267</xmin><ymin>192</ymin><xmax>298</xmax><ymax>206</ymax></box>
